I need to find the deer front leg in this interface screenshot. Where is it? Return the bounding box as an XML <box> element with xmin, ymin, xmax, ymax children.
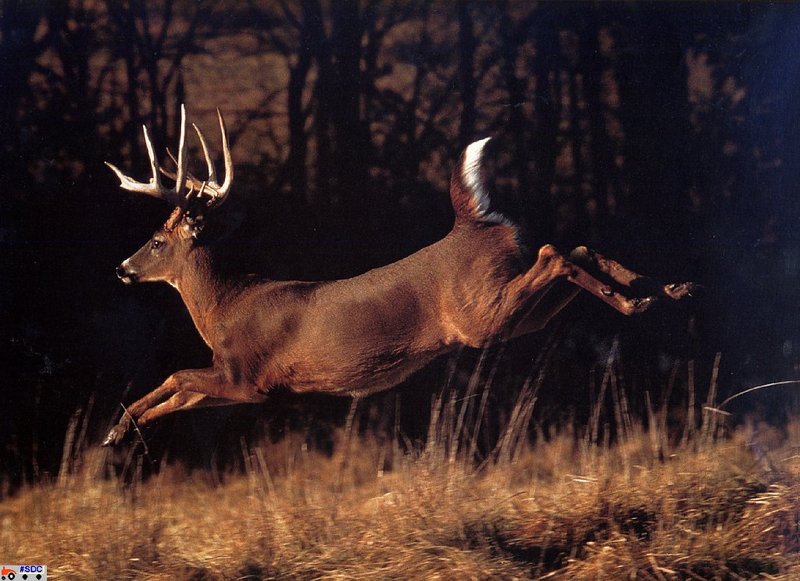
<box><xmin>137</xmin><ymin>392</ymin><xmax>240</xmax><ymax>425</ymax></box>
<box><xmin>102</xmin><ymin>368</ymin><xmax>265</xmax><ymax>446</ymax></box>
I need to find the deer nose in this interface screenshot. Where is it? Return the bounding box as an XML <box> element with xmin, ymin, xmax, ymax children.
<box><xmin>116</xmin><ymin>264</ymin><xmax>138</xmax><ymax>283</ymax></box>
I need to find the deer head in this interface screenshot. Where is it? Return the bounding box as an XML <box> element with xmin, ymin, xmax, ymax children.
<box><xmin>107</xmin><ymin>105</ymin><xmax>233</xmax><ymax>285</ymax></box>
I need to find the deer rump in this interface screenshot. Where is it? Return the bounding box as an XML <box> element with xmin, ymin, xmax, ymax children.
<box><xmin>102</xmin><ymin>108</ymin><xmax>698</xmax><ymax>446</ymax></box>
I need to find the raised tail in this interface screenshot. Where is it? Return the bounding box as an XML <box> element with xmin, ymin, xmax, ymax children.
<box><xmin>449</xmin><ymin>137</ymin><xmax>511</xmax><ymax>226</ymax></box>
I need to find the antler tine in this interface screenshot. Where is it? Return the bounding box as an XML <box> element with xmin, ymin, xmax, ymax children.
<box><xmin>187</xmin><ymin>108</ymin><xmax>233</xmax><ymax>209</ymax></box>
<box><xmin>216</xmin><ymin>108</ymin><xmax>234</xmax><ymax>203</ymax></box>
<box><xmin>142</xmin><ymin>124</ymin><xmax>163</xmax><ymax>189</ymax></box>
<box><xmin>163</xmin><ymin>148</ymin><xmax>203</xmax><ymax>187</ymax></box>
<box><xmin>170</xmin><ymin>110</ymin><xmax>233</xmax><ymax>208</ymax></box>
<box><xmin>173</xmin><ymin>104</ymin><xmax>189</xmax><ymax>206</ymax></box>
<box><xmin>106</xmin><ymin>105</ymin><xmax>233</xmax><ymax>209</ymax></box>
<box><xmin>192</xmin><ymin>123</ymin><xmax>218</xmax><ymax>186</ymax></box>
<box><xmin>103</xmin><ymin>125</ymin><xmax>165</xmax><ymax>197</ymax></box>
<box><xmin>105</xmin><ymin>104</ymin><xmax>191</xmax><ymax>208</ymax></box>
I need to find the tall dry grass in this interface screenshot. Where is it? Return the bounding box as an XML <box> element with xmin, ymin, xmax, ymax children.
<box><xmin>2</xmin><ymin>368</ymin><xmax>800</xmax><ymax>580</ymax></box>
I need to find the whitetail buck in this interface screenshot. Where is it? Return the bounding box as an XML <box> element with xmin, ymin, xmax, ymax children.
<box><xmin>102</xmin><ymin>105</ymin><xmax>698</xmax><ymax>446</ymax></box>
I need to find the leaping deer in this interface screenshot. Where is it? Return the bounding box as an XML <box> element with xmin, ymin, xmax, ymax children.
<box><xmin>102</xmin><ymin>106</ymin><xmax>698</xmax><ymax>446</ymax></box>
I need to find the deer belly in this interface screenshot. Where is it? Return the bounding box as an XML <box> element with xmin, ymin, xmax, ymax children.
<box><xmin>284</xmin><ymin>288</ymin><xmax>448</xmax><ymax>395</ymax></box>
<box><xmin>286</xmin><ymin>310</ymin><xmax>446</xmax><ymax>396</ymax></box>
<box><xmin>290</xmin><ymin>348</ymin><xmax>441</xmax><ymax>397</ymax></box>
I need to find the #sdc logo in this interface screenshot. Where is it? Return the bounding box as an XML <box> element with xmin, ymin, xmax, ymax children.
<box><xmin>1</xmin><ymin>566</ymin><xmax>46</xmax><ymax>580</ymax></box>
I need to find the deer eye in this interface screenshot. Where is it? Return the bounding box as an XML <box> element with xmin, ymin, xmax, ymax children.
<box><xmin>151</xmin><ymin>238</ymin><xmax>164</xmax><ymax>250</ymax></box>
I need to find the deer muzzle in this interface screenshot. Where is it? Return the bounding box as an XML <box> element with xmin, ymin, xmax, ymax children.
<box><xmin>116</xmin><ymin>263</ymin><xmax>139</xmax><ymax>284</ymax></box>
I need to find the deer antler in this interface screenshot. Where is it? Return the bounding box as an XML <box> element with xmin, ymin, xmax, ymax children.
<box><xmin>105</xmin><ymin>104</ymin><xmax>190</xmax><ymax>209</ymax></box>
<box><xmin>161</xmin><ymin>109</ymin><xmax>233</xmax><ymax>209</ymax></box>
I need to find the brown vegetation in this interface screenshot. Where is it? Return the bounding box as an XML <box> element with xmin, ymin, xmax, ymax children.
<box><xmin>3</xmin><ymin>387</ymin><xmax>799</xmax><ymax>580</ymax></box>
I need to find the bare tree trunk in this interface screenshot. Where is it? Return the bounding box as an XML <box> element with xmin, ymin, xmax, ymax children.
<box><xmin>287</xmin><ymin>44</ymin><xmax>312</xmax><ymax>206</ymax></box>
<box><xmin>331</xmin><ymin>0</ymin><xmax>367</xmax><ymax>211</ymax></box>
<box><xmin>0</xmin><ymin>0</ymin><xmax>41</xmax><ymax>188</ymax></box>
<box><xmin>530</xmin><ymin>14</ymin><xmax>559</xmax><ymax>241</ymax></box>
<box><xmin>458</xmin><ymin>2</ymin><xmax>476</xmax><ymax>148</ymax></box>
<box><xmin>302</xmin><ymin>0</ymin><xmax>334</xmax><ymax>207</ymax></box>
<box><xmin>500</xmin><ymin>9</ymin><xmax>535</xmax><ymax>229</ymax></box>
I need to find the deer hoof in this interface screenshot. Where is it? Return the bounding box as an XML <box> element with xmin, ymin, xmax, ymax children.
<box><xmin>664</xmin><ymin>282</ymin><xmax>704</xmax><ymax>300</ymax></box>
<box><xmin>685</xmin><ymin>282</ymin><xmax>705</xmax><ymax>298</ymax></box>
<box><xmin>101</xmin><ymin>424</ymin><xmax>128</xmax><ymax>447</ymax></box>
<box><xmin>629</xmin><ymin>296</ymin><xmax>656</xmax><ymax>314</ymax></box>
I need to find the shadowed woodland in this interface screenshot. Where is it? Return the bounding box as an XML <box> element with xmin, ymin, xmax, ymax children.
<box><xmin>2</xmin><ymin>1</ymin><xmax>800</xmax><ymax>484</ymax></box>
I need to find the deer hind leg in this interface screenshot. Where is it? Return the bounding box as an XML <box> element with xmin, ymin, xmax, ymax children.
<box><xmin>569</xmin><ymin>246</ymin><xmax>701</xmax><ymax>301</ymax></box>
<box><xmin>498</xmin><ymin>244</ymin><xmax>658</xmax><ymax>338</ymax></box>
<box><xmin>102</xmin><ymin>367</ymin><xmax>265</xmax><ymax>446</ymax></box>
<box><xmin>506</xmin><ymin>280</ymin><xmax>581</xmax><ymax>339</ymax></box>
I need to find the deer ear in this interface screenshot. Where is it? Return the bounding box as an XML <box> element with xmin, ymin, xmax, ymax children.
<box><xmin>182</xmin><ymin>215</ymin><xmax>206</xmax><ymax>240</ymax></box>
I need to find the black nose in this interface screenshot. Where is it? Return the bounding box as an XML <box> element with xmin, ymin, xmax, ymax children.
<box><xmin>116</xmin><ymin>264</ymin><xmax>137</xmax><ymax>283</ymax></box>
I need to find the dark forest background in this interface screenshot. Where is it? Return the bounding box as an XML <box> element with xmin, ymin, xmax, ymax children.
<box><xmin>2</xmin><ymin>0</ymin><xmax>800</xmax><ymax>484</ymax></box>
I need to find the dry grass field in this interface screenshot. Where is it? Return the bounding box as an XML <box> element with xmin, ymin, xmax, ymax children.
<box><xmin>2</xmin><ymin>382</ymin><xmax>799</xmax><ymax>580</ymax></box>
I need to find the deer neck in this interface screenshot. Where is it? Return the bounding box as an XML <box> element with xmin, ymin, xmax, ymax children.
<box><xmin>172</xmin><ymin>246</ymin><xmax>231</xmax><ymax>346</ymax></box>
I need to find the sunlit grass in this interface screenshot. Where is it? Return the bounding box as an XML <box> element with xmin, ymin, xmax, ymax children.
<box><xmin>2</xmin><ymin>379</ymin><xmax>799</xmax><ymax>580</ymax></box>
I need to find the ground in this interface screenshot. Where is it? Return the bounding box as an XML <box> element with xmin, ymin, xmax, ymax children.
<box><xmin>2</xmin><ymin>387</ymin><xmax>799</xmax><ymax>580</ymax></box>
